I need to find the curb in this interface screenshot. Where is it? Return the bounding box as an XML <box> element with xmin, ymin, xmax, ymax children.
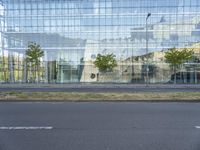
<box><xmin>0</xmin><ymin>99</ymin><xmax>200</xmax><ymax>103</ymax></box>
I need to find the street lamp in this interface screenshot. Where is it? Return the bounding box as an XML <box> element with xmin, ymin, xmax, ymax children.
<box><xmin>146</xmin><ymin>13</ymin><xmax>151</xmax><ymax>86</ymax></box>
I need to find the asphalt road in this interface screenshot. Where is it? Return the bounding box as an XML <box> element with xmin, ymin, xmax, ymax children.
<box><xmin>0</xmin><ymin>102</ymin><xmax>200</xmax><ymax>150</ymax></box>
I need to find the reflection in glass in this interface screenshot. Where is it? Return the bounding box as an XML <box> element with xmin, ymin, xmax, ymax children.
<box><xmin>0</xmin><ymin>0</ymin><xmax>200</xmax><ymax>83</ymax></box>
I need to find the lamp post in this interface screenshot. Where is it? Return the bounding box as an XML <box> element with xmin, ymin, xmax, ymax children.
<box><xmin>146</xmin><ymin>13</ymin><xmax>151</xmax><ymax>86</ymax></box>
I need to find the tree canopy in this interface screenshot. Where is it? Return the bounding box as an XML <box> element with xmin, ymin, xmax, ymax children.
<box><xmin>165</xmin><ymin>47</ymin><xmax>193</xmax><ymax>66</ymax></box>
<box><xmin>94</xmin><ymin>53</ymin><xmax>117</xmax><ymax>72</ymax></box>
<box><xmin>26</xmin><ymin>42</ymin><xmax>44</xmax><ymax>65</ymax></box>
<box><xmin>164</xmin><ymin>47</ymin><xmax>194</xmax><ymax>84</ymax></box>
<box><xmin>26</xmin><ymin>42</ymin><xmax>44</xmax><ymax>82</ymax></box>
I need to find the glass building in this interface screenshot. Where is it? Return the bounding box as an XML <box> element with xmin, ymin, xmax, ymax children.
<box><xmin>0</xmin><ymin>0</ymin><xmax>200</xmax><ymax>83</ymax></box>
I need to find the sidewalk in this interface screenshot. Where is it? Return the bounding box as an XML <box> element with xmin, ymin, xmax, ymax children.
<box><xmin>1</xmin><ymin>83</ymin><xmax>200</xmax><ymax>89</ymax></box>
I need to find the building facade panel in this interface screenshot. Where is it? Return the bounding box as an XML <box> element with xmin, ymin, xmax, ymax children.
<box><xmin>0</xmin><ymin>0</ymin><xmax>200</xmax><ymax>83</ymax></box>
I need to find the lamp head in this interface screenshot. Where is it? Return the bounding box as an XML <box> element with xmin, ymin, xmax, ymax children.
<box><xmin>146</xmin><ymin>13</ymin><xmax>151</xmax><ymax>20</ymax></box>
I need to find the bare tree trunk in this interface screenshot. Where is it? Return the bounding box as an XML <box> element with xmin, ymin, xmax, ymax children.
<box><xmin>34</xmin><ymin>64</ymin><xmax>37</xmax><ymax>83</ymax></box>
<box><xmin>44</xmin><ymin>51</ymin><xmax>48</xmax><ymax>83</ymax></box>
<box><xmin>30</xmin><ymin>62</ymin><xmax>32</xmax><ymax>83</ymax></box>
<box><xmin>8</xmin><ymin>52</ymin><xmax>15</xmax><ymax>83</ymax></box>
<box><xmin>17</xmin><ymin>53</ymin><xmax>20</xmax><ymax>82</ymax></box>
<box><xmin>194</xmin><ymin>66</ymin><xmax>197</xmax><ymax>84</ymax></box>
<box><xmin>37</xmin><ymin>61</ymin><xmax>40</xmax><ymax>83</ymax></box>
<box><xmin>174</xmin><ymin>66</ymin><xmax>176</xmax><ymax>84</ymax></box>
<box><xmin>2</xmin><ymin>52</ymin><xmax>7</xmax><ymax>82</ymax></box>
<box><xmin>1</xmin><ymin>32</ymin><xmax>7</xmax><ymax>82</ymax></box>
<box><xmin>23</xmin><ymin>55</ymin><xmax>27</xmax><ymax>83</ymax></box>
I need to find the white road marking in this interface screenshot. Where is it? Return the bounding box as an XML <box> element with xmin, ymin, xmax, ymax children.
<box><xmin>0</xmin><ymin>126</ymin><xmax>53</xmax><ymax>130</ymax></box>
<box><xmin>195</xmin><ymin>126</ymin><xmax>200</xmax><ymax>129</ymax></box>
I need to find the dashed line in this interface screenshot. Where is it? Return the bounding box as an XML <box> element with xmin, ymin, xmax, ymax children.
<box><xmin>0</xmin><ymin>126</ymin><xmax>53</xmax><ymax>130</ymax></box>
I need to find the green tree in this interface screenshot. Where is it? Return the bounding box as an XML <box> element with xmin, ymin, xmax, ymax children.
<box><xmin>0</xmin><ymin>55</ymin><xmax>12</xmax><ymax>82</ymax></box>
<box><xmin>26</xmin><ymin>42</ymin><xmax>44</xmax><ymax>83</ymax></box>
<box><xmin>94</xmin><ymin>53</ymin><xmax>117</xmax><ymax>72</ymax></box>
<box><xmin>164</xmin><ymin>47</ymin><xmax>193</xmax><ymax>84</ymax></box>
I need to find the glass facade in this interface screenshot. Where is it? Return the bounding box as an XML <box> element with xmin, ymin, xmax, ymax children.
<box><xmin>0</xmin><ymin>0</ymin><xmax>200</xmax><ymax>83</ymax></box>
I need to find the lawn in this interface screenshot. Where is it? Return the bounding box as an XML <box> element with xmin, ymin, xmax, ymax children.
<box><xmin>0</xmin><ymin>92</ymin><xmax>200</xmax><ymax>101</ymax></box>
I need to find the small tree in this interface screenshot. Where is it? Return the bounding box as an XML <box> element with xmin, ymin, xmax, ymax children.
<box><xmin>165</xmin><ymin>47</ymin><xmax>193</xmax><ymax>84</ymax></box>
<box><xmin>94</xmin><ymin>53</ymin><xmax>117</xmax><ymax>72</ymax></box>
<box><xmin>26</xmin><ymin>42</ymin><xmax>44</xmax><ymax>83</ymax></box>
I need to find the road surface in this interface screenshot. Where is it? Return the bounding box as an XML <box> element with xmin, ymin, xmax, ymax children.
<box><xmin>0</xmin><ymin>102</ymin><xmax>199</xmax><ymax>150</ymax></box>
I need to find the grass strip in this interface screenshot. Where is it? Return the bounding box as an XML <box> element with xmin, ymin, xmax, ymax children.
<box><xmin>0</xmin><ymin>92</ymin><xmax>200</xmax><ymax>101</ymax></box>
